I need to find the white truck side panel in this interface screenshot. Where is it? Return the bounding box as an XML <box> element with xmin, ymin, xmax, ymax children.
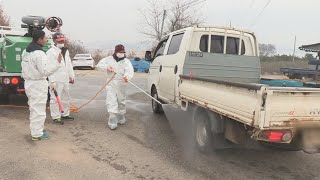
<box><xmin>179</xmin><ymin>77</ymin><xmax>320</xmax><ymax>130</ymax></box>
<box><xmin>264</xmin><ymin>88</ymin><xmax>320</xmax><ymax>128</ymax></box>
<box><xmin>179</xmin><ymin>78</ymin><xmax>263</xmax><ymax>126</ymax></box>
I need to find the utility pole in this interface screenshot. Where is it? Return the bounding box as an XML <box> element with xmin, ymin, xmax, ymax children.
<box><xmin>293</xmin><ymin>35</ymin><xmax>296</xmax><ymax>61</ymax></box>
<box><xmin>160</xmin><ymin>10</ymin><xmax>167</xmax><ymax>39</ymax></box>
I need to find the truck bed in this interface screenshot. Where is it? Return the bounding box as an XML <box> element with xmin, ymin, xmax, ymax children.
<box><xmin>179</xmin><ymin>75</ymin><xmax>320</xmax><ymax>130</ymax></box>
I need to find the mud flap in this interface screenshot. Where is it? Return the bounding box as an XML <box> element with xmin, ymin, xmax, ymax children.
<box><xmin>302</xmin><ymin>128</ymin><xmax>320</xmax><ymax>154</ymax></box>
<box><xmin>224</xmin><ymin>119</ymin><xmax>247</xmax><ymax>145</ymax></box>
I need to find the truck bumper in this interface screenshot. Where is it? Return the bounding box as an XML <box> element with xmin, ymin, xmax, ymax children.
<box><xmin>253</xmin><ymin>126</ymin><xmax>320</xmax><ymax>153</ymax></box>
<box><xmin>0</xmin><ymin>85</ymin><xmax>25</xmax><ymax>95</ymax></box>
<box><xmin>0</xmin><ymin>76</ymin><xmax>25</xmax><ymax>95</ymax></box>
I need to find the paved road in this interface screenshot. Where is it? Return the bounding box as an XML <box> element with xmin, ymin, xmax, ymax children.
<box><xmin>1</xmin><ymin>70</ymin><xmax>320</xmax><ymax>180</ymax></box>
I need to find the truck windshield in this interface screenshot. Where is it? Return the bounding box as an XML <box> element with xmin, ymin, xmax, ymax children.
<box><xmin>154</xmin><ymin>39</ymin><xmax>168</xmax><ymax>58</ymax></box>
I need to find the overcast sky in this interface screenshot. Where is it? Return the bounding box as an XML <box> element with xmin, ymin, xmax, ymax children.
<box><xmin>1</xmin><ymin>0</ymin><xmax>319</xmax><ymax>56</ymax></box>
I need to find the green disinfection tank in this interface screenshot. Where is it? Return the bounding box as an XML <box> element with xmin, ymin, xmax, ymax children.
<box><xmin>1</xmin><ymin>36</ymin><xmax>53</xmax><ymax>73</ymax></box>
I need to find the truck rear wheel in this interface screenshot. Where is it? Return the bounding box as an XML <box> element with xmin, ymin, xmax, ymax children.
<box><xmin>151</xmin><ymin>87</ymin><xmax>163</xmax><ymax>114</ymax></box>
<box><xmin>193</xmin><ymin>108</ymin><xmax>213</xmax><ymax>153</ymax></box>
<box><xmin>192</xmin><ymin>107</ymin><xmax>233</xmax><ymax>153</ymax></box>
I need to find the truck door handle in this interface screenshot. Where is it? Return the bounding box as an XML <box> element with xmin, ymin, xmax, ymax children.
<box><xmin>174</xmin><ymin>65</ymin><xmax>178</xmax><ymax>74</ymax></box>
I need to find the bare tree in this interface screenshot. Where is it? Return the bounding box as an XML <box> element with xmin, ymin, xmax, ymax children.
<box><xmin>139</xmin><ymin>0</ymin><xmax>164</xmax><ymax>42</ymax></box>
<box><xmin>305</xmin><ymin>53</ymin><xmax>315</xmax><ymax>61</ymax></box>
<box><xmin>127</xmin><ymin>51</ymin><xmax>137</xmax><ymax>59</ymax></box>
<box><xmin>92</xmin><ymin>49</ymin><xmax>106</xmax><ymax>63</ymax></box>
<box><xmin>259</xmin><ymin>44</ymin><xmax>276</xmax><ymax>57</ymax></box>
<box><xmin>166</xmin><ymin>0</ymin><xmax>204</xmax><ymax>32</ymax></box>
<box><xmin>0</xmin><ymin>5</ymin><xmax>10</xmax><ymax>26</ymax></box>
<box><xmin>65</xmin><ymin>38</ymin><xmax>89</xmax><ymax>58</ymax></box>
<box><xmin>92</xmin><ymin>49</ymin><xmax>114</xmax><ymax>63</ymax></box>
<box><xmin>139</xmin><ymin>0</ymin><xmax>204</xmax><ymax>44</ymax></box>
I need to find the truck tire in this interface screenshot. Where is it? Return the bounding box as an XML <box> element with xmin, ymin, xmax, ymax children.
<box><xmin>151</xmin><ymin>87</ymin><xmax>163</xmax><ymax>114</ymax></box>
<box><xmin>192</xmin><ymin>107</ymin><xmax>233</xmax><ymax>153</ymax></box>
<box><xmin>193</xmin><ymin>108</ymin><xmax>213</xmax><ymax>153</ymax></box>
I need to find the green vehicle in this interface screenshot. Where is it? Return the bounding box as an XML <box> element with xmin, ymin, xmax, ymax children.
<box><xmin>0</xmin><ymin>16</ymin><xmax>62</xmax><ymax>101</ymax></box>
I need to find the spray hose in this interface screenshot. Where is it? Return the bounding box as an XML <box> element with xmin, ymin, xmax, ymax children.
<box><xmin>70</xmin><ymin>71</ymin><xmax>164</xmax><ymax>113</ymax></box>
<box><xmin>113</xmin><ymin>72</ymin><xmax>163</xmax><ymax>105</ymax></box>
<box><xmin>69</xmin><ymin>73</ymin><xmax>116</xmax><ymax>112</ymax></box>
<box><xmin>1</xmin><ymin>71</ymin><xmax>163</xmax><ymax>112</ymax></box>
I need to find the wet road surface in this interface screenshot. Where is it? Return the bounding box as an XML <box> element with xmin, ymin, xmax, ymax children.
<box><xmin>1</xmin><ymin>70</ymin><xmax>320</xmax><ymax>180</ymax></box>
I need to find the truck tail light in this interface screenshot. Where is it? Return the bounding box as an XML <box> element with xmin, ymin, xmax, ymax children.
<box><xmin>259</xmin><ymin>130</ymin><xmax>292</xmax><ymax>142</ymax></box>
<box><xmin>11</xmin><ymin>78</ymin><xmax>19</xmax><ymax>85</ymax></box>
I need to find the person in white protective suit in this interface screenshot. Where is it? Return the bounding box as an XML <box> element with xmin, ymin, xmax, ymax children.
<box><xmin>48</xmin><ymin>32</ymin><xmax>75</xmax><ymax>125</ymax></box>
<box><xmin>21</xmin><ymin>30</ymin><xmax>62</xmax><ymax>141</ymax></box>
<box><xmin>96</xmin><ymin>44</ymin><xmax>134</xmax><ymax>130</ymax></box>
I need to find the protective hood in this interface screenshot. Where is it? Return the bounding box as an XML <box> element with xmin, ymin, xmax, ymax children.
<box><xmin>26</xmin><ymin>42</ymin><xmax>44</xmax><ymax>53</ymax></box>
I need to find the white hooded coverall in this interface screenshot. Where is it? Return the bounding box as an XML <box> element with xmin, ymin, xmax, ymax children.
<box><xmin>22</xmin><ymin>45</ymin><xmax>61</xmax><ymax>138</ymax></box>
<box><xmin>96</xmin><ymin>56</ymin><xmax>134</xmax><ymax>129</ymax></box>
<box><xmin>47</xmin><ymin>46</ymin><xmax>75</xmax><ymax>119</ymax></box>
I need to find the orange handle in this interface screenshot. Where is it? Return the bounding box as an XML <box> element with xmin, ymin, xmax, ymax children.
<box><xmin>53</xmin><ymin>89</ymin><xmax>64</xmax><ymax>113</ymax></box>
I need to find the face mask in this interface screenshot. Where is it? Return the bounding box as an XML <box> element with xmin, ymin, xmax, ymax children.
<box><xmin>116</xmin><ymin>53</ymin><xmax>125</xmax><ymax>59</ymax></box>
<box><xmin>56</xmin><ymin>43</ymin><xmax>65</xmax><ymax>48</ymax></box>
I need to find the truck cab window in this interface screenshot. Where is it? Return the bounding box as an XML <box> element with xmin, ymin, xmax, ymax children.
<box><xmin>226</xmin><ymin>37</ymin><xmax>246</xmax><ymax>55</ymax></box>
<box><xmin>211</xmin><ymin>35</ymin><xmax>224</xmax><ymax>53</ymax></box>
<box><xmin>199</xmin><ymin>35</ymin><xmax>224</xmax><ymax>54</ymax></box>
<box><xmin>167</xmin><ymin>33</ymin><xmax>184</xmax><ymax>55</ymax></box>
<box><xmin>154</xmin><ymin>39</ymin><xmax>168</xmax><ymax>58</ymax></box>
<box><xmin>199</xmin><ymin>35</ymin><xmax>208</xmax><ymax>52</ymax></box>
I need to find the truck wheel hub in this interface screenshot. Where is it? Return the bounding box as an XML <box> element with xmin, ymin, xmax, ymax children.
<box><xmin>196</xmin><ymin>124</ymin><xmax>208</xmax><ymax>147</ymax></box>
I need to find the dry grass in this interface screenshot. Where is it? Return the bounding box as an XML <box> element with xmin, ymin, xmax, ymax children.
<box><xmin>261</xmin><ymin>60</ymin><xmax>308</xmax><ymax>75</ymax></box>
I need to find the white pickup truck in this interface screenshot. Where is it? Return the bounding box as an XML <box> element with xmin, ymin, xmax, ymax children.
<box><xmin>146</xmin><ymin>26</ymin><xmax>320</xmax><ymax>153</ymax></box>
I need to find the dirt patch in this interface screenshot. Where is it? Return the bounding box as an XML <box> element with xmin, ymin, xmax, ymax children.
<box><xmin>36</xmin><ymin>142</ymin><xmax>80</xmax><ymax>162</ymax></box>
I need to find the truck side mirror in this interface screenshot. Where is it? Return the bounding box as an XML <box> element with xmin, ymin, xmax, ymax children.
<box><xmin>145</xmin><ymin>51</ymin><xmax>153</xmax><ymax>62</ymax></box>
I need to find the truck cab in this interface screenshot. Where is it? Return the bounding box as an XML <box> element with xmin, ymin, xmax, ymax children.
<box><xmin>148</xmin><ymin>26</ymin><xmax>260</xmax><ymax>108</ymax></box>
